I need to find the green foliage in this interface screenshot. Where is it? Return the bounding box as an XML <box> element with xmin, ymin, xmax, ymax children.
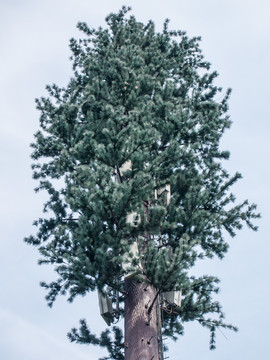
<box><xmin>26</xmin><ymin>5</ymin><xmax>259</xmax><ymax>357</ymax></box>
<box><xmin>68</xmin><ymin>320</ymin><xmax>124</xmax><ymax>360</ymax></box>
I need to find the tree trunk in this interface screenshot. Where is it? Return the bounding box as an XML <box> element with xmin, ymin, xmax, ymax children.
<box><xmin>124</xmin><ymin>278</ymin><xmax>162</xmax><ymax>360</ymax></box>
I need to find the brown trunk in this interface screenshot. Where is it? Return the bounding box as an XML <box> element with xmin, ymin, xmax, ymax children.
<box><xmin>124</xmin><ymin>278</ymin><xmax>162</xmax><ymax>360</ymax></box>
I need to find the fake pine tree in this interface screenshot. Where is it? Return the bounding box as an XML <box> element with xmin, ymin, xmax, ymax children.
<box><xmin>26</xmin><ymin>7</ymin><xmax>259</xmax><ymax>360</ymax></box>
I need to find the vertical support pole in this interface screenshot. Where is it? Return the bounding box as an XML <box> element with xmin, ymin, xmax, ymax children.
<box><xmin>124</xmin><ymin>278</ymin><xmax>160</xmax><ymax>360</ymax></box>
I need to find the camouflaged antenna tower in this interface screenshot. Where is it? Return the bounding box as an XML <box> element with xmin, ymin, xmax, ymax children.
<box><xmin>25</xmin><ymin>6</ymin><xmax>259</xmax><ymax>360</ymax></box>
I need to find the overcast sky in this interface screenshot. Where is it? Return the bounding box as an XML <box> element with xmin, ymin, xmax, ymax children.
<box><xmin>0</xmin><ymin>1</ymin><xmax>269</xmax><ymax>359</ymax></box>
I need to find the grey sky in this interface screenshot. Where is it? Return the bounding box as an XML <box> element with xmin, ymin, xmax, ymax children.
<box><xmin>0</xmin><ymin>1</ymin><xmax>269</xmax><ymax>359</ymax></box>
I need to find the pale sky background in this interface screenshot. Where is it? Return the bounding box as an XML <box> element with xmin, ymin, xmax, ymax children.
<box><xmin>0</xmin><ymin>1</ymin><xmax>269</xmax><ymax>359</ymax></box>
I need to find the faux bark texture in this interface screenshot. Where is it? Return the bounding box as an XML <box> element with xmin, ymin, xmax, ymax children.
<box><xmin>124</xmin><ymin>278</ymin><xmax>160</xmax><ymax>360</ymax></box>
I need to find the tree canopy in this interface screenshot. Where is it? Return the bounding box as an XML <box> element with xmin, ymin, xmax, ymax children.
<box><xmin>25</xmin><ymin>6</ymin><xmax>259</xmax><ymax>357</ymax></box>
